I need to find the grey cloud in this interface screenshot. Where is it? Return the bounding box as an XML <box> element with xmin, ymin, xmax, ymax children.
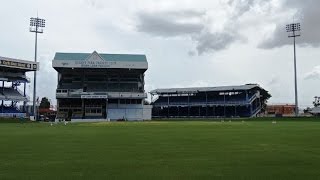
<box><xmin>165</xmin><ymin>10</ymin><xmax>206</xmax><ymax>18</ymax></box>
<box><xmin>259</xmin><ymin>0</ymin><xmax>320</xmax><ymax>49</ymax></box>
<box><xmin>228</xmin><ymin>0</ymin><xmax>273</xmax><ymax>19</ymax></box>
<box><xmin>136</xmin><ymin>10</ymin><xmax>240</xmax><ymax>55</ymax></box>
<box><xmin>228</xmin><ymin>0</ymin><xmax>255</xmax><ymax>17</ymax></box>
<box><xmin>136</xmin><ymin>11</ymin><xmax>205</xmax><ymax>37</ymax></box>
<box><xmin>195</xmin><ymin>32</ymin><xmax>237</xmax><ymax>55</ymax></box>
<box><xmin>188</xmin><ymin>51</ymin><xmax>196</xmax><ymax>57</ymax></box>
<box><xmin>258</xmin><ymin>24</ymin><xmax>291</xmax><ymax>49</ymax></box>
<box><xmin>135</xmin><ymin>0</ymin><xmax>271</xmax><ymax>55</ymax></box>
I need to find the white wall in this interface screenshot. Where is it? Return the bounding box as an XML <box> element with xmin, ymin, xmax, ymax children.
<box><xmin>107</xmin><ymin>108</ymin><xmax>140</xmax><ymax>120</ymax></box>
<box><xmin>143</xmin><ymin>105</ymin><xmax>152</xmax><ymax>120</ymax></box>
<box><xmin>107</xmin><ymin>104</ymin><xmax>152</xmax><ymax>121</ymax></box>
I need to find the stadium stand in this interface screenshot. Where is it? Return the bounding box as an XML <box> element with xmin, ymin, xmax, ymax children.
<box><xmin>0</xmin><ymin>56</ymin><xmax>38</xmax><ymax>118</ymax></box>
<box><xmin>52</xmin><ymin>51</ymin><xmax>152</xmax><ymax>122</ymax></box>
<box><xmin>150</xmin><ymin>84</ymin><xmax>271</xmax><ymax>118</ymax></box>
<box><xmin>2</xmin><ymin>88</ymin><xmax>28</xmax><ymax>101</ymax></box>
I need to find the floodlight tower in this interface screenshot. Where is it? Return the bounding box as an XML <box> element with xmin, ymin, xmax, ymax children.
<box><xmin>286</xmin><ymin>23</ymin><xmax>301</xmax><ymax>117</ymax></box>
<box><xmin>30</xmin><ymin>17</ymin><xmax>45</xmax><ymax>121</ymax></box>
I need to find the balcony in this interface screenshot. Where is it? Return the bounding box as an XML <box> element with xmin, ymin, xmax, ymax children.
<box><xmin>56</xmin><ymin>88</ymin><xmax>147</xmax><ymax>99</ymax></box>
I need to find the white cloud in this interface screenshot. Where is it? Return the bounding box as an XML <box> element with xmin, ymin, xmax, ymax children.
<box><xmin>304</xmin><ymin>66</ymin><xmax>320</xmax><ymax>80</ymax></box>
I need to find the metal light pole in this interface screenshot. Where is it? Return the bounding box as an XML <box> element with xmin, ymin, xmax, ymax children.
<box><xmin>286</xmin><ymin>23</ymin><xmax>301</xmax><ymax>117</ymax></box>
<box><xmin>30</xmin><ymin>17</ymin><xmax>45</xmax><ymax>121</ymax></box>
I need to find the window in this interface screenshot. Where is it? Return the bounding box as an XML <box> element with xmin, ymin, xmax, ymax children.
<box><xmin>120</xmin><ymin>99</ymin><xmax>126</xmax><ymax>104</ymax></box>
<box><xmin>108</xmin><ymin>99</ymin><xmax>118</xmax><ymax>104</ymax></box>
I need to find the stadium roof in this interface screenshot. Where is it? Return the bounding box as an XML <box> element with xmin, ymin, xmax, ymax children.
<box><xmin>150</xmin><ymin>84</ymin><xmax>265</xmax><ymax>95</ymax></box>
<box><xmin>53</xmin><ymin>52</ymin><xmax>147</xmax><ymax>62</ymax></box>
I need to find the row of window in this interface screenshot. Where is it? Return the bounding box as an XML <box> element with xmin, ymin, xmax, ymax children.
<box><xmin>57</xmin><ymin>89</ymin><xmax>68</xmax><ymax>93</ymax></box>
<box><xmin>59</xmin><ymin>108</ymin><xmax>102</xmax><ymax>114</ymax></box>
<box><xmin>108</xmin><ymin>99</ymin><xmax>142</xmax><ymax>104</ymax></box>
<box><xmin>61</xmin><ymin>76</ymin><xmax>141</xmax><ymax>81</ymax></box>
<box><xmin>85</xmin><ymin>109</ymin><xmax>102</xmax><ymax>114</ymax></box>
<box><xmin>59</xmin><ymin>108</ymin><xmax>82</xmax><ymax>112</ymax></box>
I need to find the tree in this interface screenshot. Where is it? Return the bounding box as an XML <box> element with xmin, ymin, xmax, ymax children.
<box><xmin>313</xmin><ymin>96</ymin><xmax>320</xmax><ymax>107</ymax></box>
<box><xmin>304</xmin><ymin>107</ymin><xmax>312</xmax><ymax>114</ymax></box>
<box><xmin>39</xmin><ymin>97</ymin><xmax>50</xmax><ymax>109</ymax></box>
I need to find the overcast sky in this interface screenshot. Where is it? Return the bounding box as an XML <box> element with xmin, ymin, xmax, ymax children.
<box><xmin>1</xmin><ymin>0</ymin><xmax>320</xmax><ymax>108</ymax></box>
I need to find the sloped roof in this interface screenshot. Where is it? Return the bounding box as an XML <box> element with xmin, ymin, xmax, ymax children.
<box><xmin>310</xmin><ymin>107</ymin><xmax>320</xmax><ymax>114</ymax></box>
<box><xmin>150</xmin><ymin>84</ymin><xmax>263</xmax><ymax>94</ymax></box>
<box><xmin>53</xmin><ymin>52</ymin><xmax>147</xmax><ymax>62</ymax></box>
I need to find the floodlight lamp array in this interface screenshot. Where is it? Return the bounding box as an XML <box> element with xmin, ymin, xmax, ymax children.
<box><xmin>286</xmin><ymin>23</ymin><xmax>301</xmax><ymax>32</ymax></box>
<box><xmin>30</xmin><ymin>17</ymin><xmax>46</xmax><ymax>28</ymax></box>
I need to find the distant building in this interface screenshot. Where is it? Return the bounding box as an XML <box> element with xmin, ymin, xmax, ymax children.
<box><xmin>266</xmin><ymin>104</ymin><xmax>296</xmax><ymax>116</ymax></box>
<box><xmin>38</xmin><ymin>108</ymin><xmax>56</xmax><ymax>121</ymax></box>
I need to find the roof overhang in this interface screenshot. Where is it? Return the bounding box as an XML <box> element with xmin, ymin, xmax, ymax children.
<box><xmin>52</xmin><ymin>51</ymin><xmax>148</xmax><ymax>70</ymax></box>
<box><xmin>150</xmin><ymin>84</ymin><xmax>264</xmax><ymax>95</ymax></box>
<box><xmin>52</xmin><ymin>60</ymin><xmax>148</xmax><ymax>70</ymax></box>
<box><xmin>53</xmin><ymin>67</ymin><xmax>147</xmax><ymax>74</ymax></box>
<box><xmin>0</xmin><ymin>56</ymin><xmax>39</xmax><ymax>71</ymax></box>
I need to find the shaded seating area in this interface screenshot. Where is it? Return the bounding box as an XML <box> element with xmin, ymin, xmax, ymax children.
<box><xmin>0</xmin><ymin>88</ymin><xmax>27</xmax><ymax>101</ymax></box>
<box><xmin>0</xmin><ymin>106</ymin><xmax>22</xmax><ymax>113</ymax></box>
<box><xmin>150</xmin><ymin>84</ymin><xmax>271</xmax><ymax>118</ymax></box>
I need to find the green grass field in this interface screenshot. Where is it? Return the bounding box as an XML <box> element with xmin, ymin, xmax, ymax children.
<box><xmin>1</xmin><ymin>118</ymin><xmax>320</xmax><ymax>179</ymax></box>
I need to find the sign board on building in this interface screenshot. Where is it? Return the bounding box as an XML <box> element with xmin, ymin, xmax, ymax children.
<box><xmin>53</xmin><ymin>60</ymin><xmax>147</xmax><ymax>69</ymax></box>
<box><xmin>0</xmin><ymin>56</ymin><xmax>39</xmax><ymax>71</ymax></box>
<box><xmin>81</xmin><ymin>95</ymin><xmax>108</xmax><ymax>99</ymax></box>
<box><xmin>52</xmin><ymin>51</ymin><xmax>148</xmax><ymax>69</ymax></box>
